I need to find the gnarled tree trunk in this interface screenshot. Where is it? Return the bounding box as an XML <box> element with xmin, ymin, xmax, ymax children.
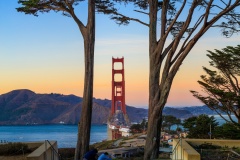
<box><xmin>144</xmin><ymin>73</ymin><xmax>174</xmax><ymax>159</ymax></box>
<box><xmin>74</xmin><ymin>0</ymin><xmax>95</xmax><ymax>159</ymax></box>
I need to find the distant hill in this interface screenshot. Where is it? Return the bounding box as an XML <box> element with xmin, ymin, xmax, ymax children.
<box><xmin>0</xmin><ymin>89</ymin><xmax>148</xmax><ymax>125</ymax></box>
<box><xmin>179</xmin><ymin>106</ymin><xmax>217</xmax><ymax>116</ymax></box>
<box><xmin>0</xmin><ymin>89</ymin><xmax>216</xmax><ymax>125</ymax></box>
<box><xmin>163</xmin><ymin>107</ymin><xmax>193</xmax><ymax>119</ymax></box>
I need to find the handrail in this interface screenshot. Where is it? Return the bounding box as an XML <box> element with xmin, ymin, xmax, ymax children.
<box><xmin>172</xmin><ymin>138</ymin><xmax>181</xmax><ymax>154</ymax></box>
<box><xmin>45</xmin><ymin>140</ymin><xmax>61</xmax><ymax>160</ymax></box>
<box><xmin>171</xmin><ymin>138</ymin><xmax>183</xmax><ymax>160</ymax></box>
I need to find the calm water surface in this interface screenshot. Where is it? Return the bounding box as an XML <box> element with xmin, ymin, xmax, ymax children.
<box><xmin>0</xmin><ymin>115</ymin><xmax>237</xmax><ymax>148</ymax></box>
<box><xmin>0</xmin><ymin>124</ymin><xmax>107</xmax><ymax>148</ymax></box>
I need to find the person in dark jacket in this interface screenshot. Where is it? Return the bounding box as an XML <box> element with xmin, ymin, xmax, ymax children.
<box><xmin>83</xmin><ymin>149</ymin><xmax>98</xmax><ymax>160</ymax></box>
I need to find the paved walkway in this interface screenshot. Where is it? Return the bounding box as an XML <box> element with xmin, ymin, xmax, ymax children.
<box><xmin>121</xmin><ymin>138</ymin><xmax>146</xmax><ymax>147</ymax></box>
<box><xmin>160</xmin><ymin>147</ymin><xmax>172</xmax><ymax>153</ymax></box>
<box><xmin>100</xmin><ymin>135</ymin><xmax>172</xmax><ymax>159</ymax></box>
<box><xmin>98</xmin><ymin>147</ymin><xmax>140</xmax><ymax>159</ymax></box>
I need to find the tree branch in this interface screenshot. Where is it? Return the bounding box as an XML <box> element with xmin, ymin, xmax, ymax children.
<box><xmin>160</xmin><ymin>0</ymin><xmax>168</xmax><ymax>37</ymax></box>
<box><xmin>112</xmin><ymin>12</ymin><xmax>149</xmax><ymax>26</ymax></box>
<box><xmin>164</xmin><ymin>0</ymin><xmax>187</xmax><ymax>37</ymax></box>
<box><xmin>153</xmin><ymin>0</ymin><xmax>186</xmax><ymax>70</ymax></box>
<box><xmin>170</xmin><ymin>0</ymin><xmax>240</xmax><ymax>78</ymax></box>
<box><xmin>203</xmin><ymin>0</ymin><xmax>213</xmax><ymax>25</ymax></box>
<box><xmin>134</xmin><ymin>9</ymin><xmax>149</xmax><ymax>15</ymax></box>
<box><xmin>163</xmin><ymin>1</ymin><xmax>198</xmax><ymax>80</ymax></box>
<box><xmin>66</xmin><ymin>2</ymin><xmax>86</xmax><ymax>35</ymax></box>
<box><xmin>171</xmin><ymin>15</ymin><xmax>204</xmax><ymax>65</ymax></box>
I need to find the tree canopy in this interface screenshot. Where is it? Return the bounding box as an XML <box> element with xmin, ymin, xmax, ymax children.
<box><xmin>182</xmin><ymin>114</ymin><xmax>218</xmax><ymax>139</ymax></box>
<box><xmin>183</xmin><ymin>115</ymin><xmax>240</xmax><ymax>139</ymax></box>
<box><xmin>214</xmin><ymin>122</ymin><xmax>240</xmax><ymax>139</ymax></box>
<box><xmin>191</xmin><ymin>45</ymin><xmax>240</xmax><ymax>126</ymax></box>
<box><xmin>130</xmin><ymin>119</ymin><xmax>148</xmax><ymax>133</ymax></box>
<box><xmin>162</xmin><ymin>115</ymin><xmax>181</xmax><ymax>131</ymax></box>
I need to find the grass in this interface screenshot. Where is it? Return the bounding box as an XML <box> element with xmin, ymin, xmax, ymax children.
<box><xmin>0</xmin><ymin>142</ymin><xmax>34</xmax><ymax>156</ymax></box>
<box><xmin>90</xmin><ymin>140</ymin><xmax>116</xmax><ymax>150</ymax></box>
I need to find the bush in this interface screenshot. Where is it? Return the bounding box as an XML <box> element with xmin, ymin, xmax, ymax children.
<box><xmin>58</xmin><ymin>148</ymin><xmax>75</xmax><ymax>160</ymax></box>
<box><xmin>198</xmin><ymin>143</ymin><xmax>221</xmax><ymax>149</ymax></box>
<box><xmin>233</xmin><ymin>147</ymin><xmax>240</xmax><ymax>154</ymax></box>
<box><xmin>0</xmin><ymin>142</ymin><xmax>32</xmax><ymax>156</ymax></box>
<box><xmin>192</xmin><ymin>143</ymin><xmax>221</xmax><ymax>150</ymax></box>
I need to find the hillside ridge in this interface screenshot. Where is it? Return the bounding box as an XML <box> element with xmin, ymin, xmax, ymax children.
<box><xmin>0</xmin><ymin>89</ymin><xmax>216</xmax><ymax>125</ymax></box>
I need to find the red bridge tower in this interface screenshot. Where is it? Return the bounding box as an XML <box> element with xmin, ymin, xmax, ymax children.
<box><xmin>111</xmin><ymin>57</ymin><xmax>126</xmax><ymax>115</ymax></box>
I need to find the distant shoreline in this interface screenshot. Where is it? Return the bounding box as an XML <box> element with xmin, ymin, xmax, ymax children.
<box><xmin>0</xmin><ymin>125</ymin><xmax>107</xmax><ymax>148</ymax></box>
<box><xmin>0</xmin><ymin>123</ymin><xmax>107</xmax><ymax>126</ymax></box>
<box><xmin>1</xmin><ymin>114</ymin><xmax>236</xmax><ymax>126</ymax></box>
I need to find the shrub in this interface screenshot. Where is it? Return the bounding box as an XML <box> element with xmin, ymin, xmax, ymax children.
<box><xmin>0</xmin><ymin>142</ymin><xmax>31</xmax><ymax>156</ymax></box>
<box><xmin>58</xmin><ymin>148</ymin><xmax>75</xmax><ymax>160</ymax></box>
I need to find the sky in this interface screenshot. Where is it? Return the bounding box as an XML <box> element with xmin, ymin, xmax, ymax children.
<box><xmin>0</xmin><ymin>1</ymin><xmax>239</xmax><ymax>108</ymax></box>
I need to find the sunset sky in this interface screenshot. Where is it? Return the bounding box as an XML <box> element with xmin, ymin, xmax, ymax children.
<box><xmin>1</xmin><ymin>1</ymin><xmax>239</xmax><ymax>108</ymax></box>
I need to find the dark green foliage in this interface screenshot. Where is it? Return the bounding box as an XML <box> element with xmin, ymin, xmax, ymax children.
<box><xmin>17</xmin><ymin>0</ymin><xmax>83</xmax><ymax>16</ymax></box>
<box><xmin>130</xmin><ymin>119</ymin><xmax>148</xmax><ymax>133</ymax></box>
<box><xmin>194</xmin><ymin>143</ymin><xmax>221</xmax><ymax>150</ymax></box>
<box><xmin>131</xmin><ymin>123</ymin><xmax>143</xmax><ymax>133</ymax></box>
<box><xmin>97</xmin><ymin>0</ymin><xmax>240</xmax><ymax>37</ymax></box>
<box><xmin>140</xmin><ymin>118</ymin><xmax>148</xmax><ymax>130</ymax></box>
<box><xmin>214</xmin><ymin>123</ymin><xmax>240</xmax><ymax>139</ymax></box>
<box><xmin>233</xmin><ymin>147</ymin><xmax>240</xmax><ymax>154</ymax></box>
<box><xmin>176</xmin><ymin>127</ymin><xmax>182</xmax><ymax>132</ymax></box>
<box><xmin>190</xmin><ymin>143</ymin><xmax>240</xmax><ymax>160</ymax></box>
<box><xmin>96</xmin><ymin>0</ymin><xmax>178</xmax><ymax>26</ymax></box>
<box><xmin>183</xmin><ymin>115</ymin><xmax>240</xmax><ymax>140</ymax></box>
<box><xmin>182</xmin><ymin>114</ymin><xmax>218</xmax><ymax>139</ymax></box>
<box><xmin>191</xmin><ymin>45</ymin><xmax>240</xmax><ymax>126</ymax></box>
<box><xmin>58</xmin><ymin>148</ymin><xmax>75</xmax><ymax>160</ymax></box>
<box><xmin>162</xmin><ymin>115</ymin><xmax>181</xmax><ymax>131</ymax></box>
<box><xmin>0</xmin><ymin>142</ymin><xmax>32</xmax><ymax>156</ymax></box>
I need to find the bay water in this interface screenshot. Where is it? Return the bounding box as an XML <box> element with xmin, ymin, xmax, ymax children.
<box><xmin>0</xmin><ymin>124</ymin><xmax>107</xmax><ymax>148</ymax></box>
<box><xmin>0</xmin><ymin>115</ymin><xmax>237</xmax><ymax>148</ymax></box>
